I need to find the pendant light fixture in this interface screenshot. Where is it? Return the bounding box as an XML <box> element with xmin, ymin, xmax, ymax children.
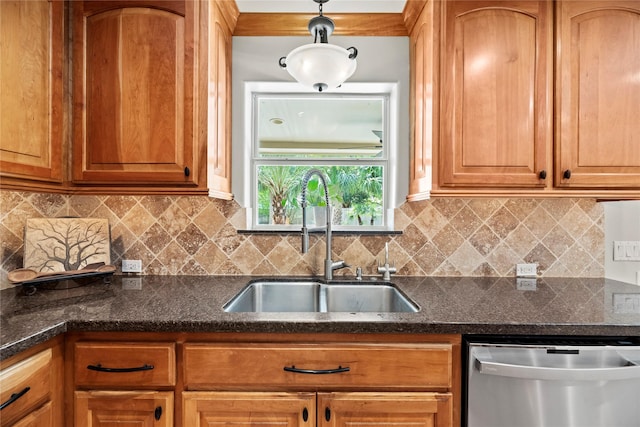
<box><xmin>278</xmin><ymin>0</ymin><xmax>358</xmax><ymax>92</ymax></box>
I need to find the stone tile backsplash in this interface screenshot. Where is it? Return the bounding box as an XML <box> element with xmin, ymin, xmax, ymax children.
<box><xmin>0</xmin><ymin>191</ymin><xmax>604</xmax><ymax>288</ymax></box>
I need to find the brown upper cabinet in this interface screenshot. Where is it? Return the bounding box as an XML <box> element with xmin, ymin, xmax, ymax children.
<box><xmin>72</xmin><ymin>0</ymin><xmax>204</xmax><ymax>189</ymax></box>
<box><xmin>410</xmin><ymin>0</ymin><xmax>640</xmax><ymax>199</ymax></box>
<box><xmin>438</xmin><ymin>0</ymin><xmax>552</xmax><ymax>189</ymax></box>
<box><xmin>0</xmin><ymin>0</ymin><xmax>64</xmax><ymax>190</ymax></box>
<box><xmin>207</xmin><ymin>0</ymin><xmax>236</xmax><ymax>200</ymax></box>
<box><xmin>1</xmin><ymin>0</ymin><xmax>236</xmax><ymax>196</ymax></box>
<box><xmin>2</xmin><ymin>0</ymin><xmax>638</xmax><ymax>199</ymax></box>
<box><xmin>555</xmin><ymin>0</ymin><xmax>640</xmax><ymax>189</ymax></box>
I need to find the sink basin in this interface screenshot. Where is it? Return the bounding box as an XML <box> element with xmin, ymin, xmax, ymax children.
<box><xmin>324</xmin><ymin>284</ymin><xmax>417</xmax><ymax>312</ymax></box>
<box><xmin>223</xmin><ymin>280</ymin><xmax>419</xmax><ymax>313</ymax></box>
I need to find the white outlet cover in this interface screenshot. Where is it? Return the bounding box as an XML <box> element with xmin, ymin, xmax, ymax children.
<box><xmin>516</xmin><ymin>263</ymin><xmax>537</xmax><ymax>277</ymax></box>
<box><xmin>122</xmin><ymin>259</ymin><xmax>142</xmax><ymax>273</ymax></box>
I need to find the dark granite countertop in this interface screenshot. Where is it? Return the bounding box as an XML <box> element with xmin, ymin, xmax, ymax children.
<box><xmin>2</xmin><ymin>275</ymin><xmax>640</xmax><ymax>360</ymax></box>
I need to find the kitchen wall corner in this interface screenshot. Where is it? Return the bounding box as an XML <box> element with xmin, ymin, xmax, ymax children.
<box><xmin>604</xmin><ymin>200</ymin><xmax>640</xmax><ymax>286</ymax></box>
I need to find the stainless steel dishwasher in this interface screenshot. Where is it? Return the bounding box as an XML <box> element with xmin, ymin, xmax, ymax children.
<box><xmin>464</xmin><ymin>336</ymin><xmax>640</xmax><ymax>427</ymax></box>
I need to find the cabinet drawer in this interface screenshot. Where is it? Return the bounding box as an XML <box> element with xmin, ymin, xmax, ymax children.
<box><xmin>75</xmin><ymin>342</ymin><xmax>176</xmax><ymax>388</ymax></box>
<box><xmin>0</xmin><ymin>349</ymin><xmax>52</xmax><ymax>427</ymax></box>
<box><xmin>183</xmin><ymin>343</ymin><xmax>452</xmax><ymax>390</ymax></box>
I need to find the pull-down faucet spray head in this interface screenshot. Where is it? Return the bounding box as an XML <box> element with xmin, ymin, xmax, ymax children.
<box><xmin>300</xmin><ymin>169</ymin><xmax>330</xmax><ymax>254</ymax></box>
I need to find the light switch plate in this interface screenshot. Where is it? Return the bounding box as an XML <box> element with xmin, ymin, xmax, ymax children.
<box><xmin>613</xmin><ymin>241</ymin><xmax>640</xmax><ymax>261</ymax></box>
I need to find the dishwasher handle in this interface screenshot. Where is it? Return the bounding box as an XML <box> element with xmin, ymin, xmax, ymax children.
<box><xmin>475</xmin><ymin>357</ymin><xmax>640</xmax><ymax>381</ymax></box>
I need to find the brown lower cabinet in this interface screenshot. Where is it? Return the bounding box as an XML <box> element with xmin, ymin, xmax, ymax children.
<box><xmin>0</xmin><ymin>337</ymin><xmax>64</xmax><ymax>427</ymax></box>
<box><xmin>63</xmin><ymin>332</ymin><xmax>460</xmax><ymax>427</ymax></box>
<box><xmin>74</xmin><ymin>391</ymin><xmax>173</xmax><ymax>427</ymax></box>
<box><xmin>183</xmin><ymin>391</ymin><xmax>451</xmax><ymax>427</ymax></box>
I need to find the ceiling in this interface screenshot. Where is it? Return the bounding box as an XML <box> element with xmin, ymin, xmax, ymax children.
<box><xmin>257</xmin><ymin>95</ymin><xmax>384</xmax><ymax>157</ymax></box>
<box><xmin>235</xmin><ymin>1</ymin><xmax>407</xmax><ymax>14</ymax></box>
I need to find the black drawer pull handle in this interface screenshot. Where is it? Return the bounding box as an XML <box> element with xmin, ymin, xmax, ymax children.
<box><xmin>155</xmin><ymin>406</ymin><xmax>163</xmax><ymax>420</ymax></box>
<box><xmin>538</xmin><ymin>170</ymin><xmax>547</xmax><ymax>180</ymax></box>
<box><xmin>563</xmin><ymin>169</ymin><xmax>572</xmax><ymax>179</ymax></box>
<box><xmin>284</xmin><ymin>365</ymin><xmax>350</xmax><ymax>375</ymax></box>
<box><xmin>0</xmin><ymin>386</ymin><xmax>30</xmax><ymax>410</ymax></box>
<box><xmin>87</xmin><ymin>363</ymin><xmax>154</xmax><ymax>373</ymax></box>
<box><xmin>184</xmin><ymin>166</ymin><xmax>190</xmax><ymax>177</ymax></box>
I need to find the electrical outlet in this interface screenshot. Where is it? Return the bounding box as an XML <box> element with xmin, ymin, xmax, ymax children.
<box><xmin>122</xmin><ymin>259</ymin><xmax>142</xmax><ymax>273</ymax></box>
<box><xmin>516</xmin><ymin>263</ymin><xmax>537</xmax><ymax>277</ymax></box>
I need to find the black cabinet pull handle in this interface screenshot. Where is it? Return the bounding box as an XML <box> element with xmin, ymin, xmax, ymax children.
<box><xmin>155</xmin><ymin>406</ymin><xmax>162</xmax><ymax>420</ymax></box>
<box><xmin>87</xmin><ymin>363</ymin><xmax>154</xmax><ymax>373</ymax></box>
<box><xmin>538</xmin><ymin>170</ymin><xmax>547</xmax><ymax>180</ymax></box>
<box><xmin>325</xmin><ymin>407</ymin><xmax>331</xmax><ymax>421</ymax></box>
<box><xmin>184</xmin><ymin>166</ymin><xmax>190</xmax><ymax>177</ymax></box>
<box><xmin>284</xmin><ymin>365</ymin><xmax>350</xmax><ymax>375</ymax></box>
<box><xmin>0</xmin><ymin>386</ymin><xmax>30</xmax><ymax>410</ymax></box>
<box><xmin>563</xmin><ymin>169</ymin><xmax>571</xmax><ymax>179</ymax></box>
<box><xmin>303</xmin><ymin>407</ymin><xmax>309</xmax><ymax>422</ymax></box>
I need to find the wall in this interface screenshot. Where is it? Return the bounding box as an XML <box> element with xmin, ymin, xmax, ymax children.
<box><xmin>0</xmin><ymin>190</ymin><xmax>604</xmax><ymax>289</ymax></box>
<box><xmin>604</xmin><ymin>200</ymin><xmax>640</xmax><ymax>285</ymax></box>
<box><xmin>231</xmin><ymin>36</ymin><xmax>411</xmax><ymax>207</ymax></box>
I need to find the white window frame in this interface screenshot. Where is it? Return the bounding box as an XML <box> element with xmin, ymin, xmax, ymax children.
<box><xmin>242</xmin><ymin>82</ymin><xmax>398</xmax><ymax>231</ymax></box>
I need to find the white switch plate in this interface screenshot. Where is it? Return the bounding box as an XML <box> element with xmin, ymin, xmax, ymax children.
<box><xmin>613</xmin><ymin>241</ymin><xmax>640</xmax><ymax>261</ymax></box>
<box><xmin>516</xmin><ymin>263</ymin><xmax>537</xmax><ymax>277</ymax></box>
<box><xmin>122</xmin><ymin>259</ymin><xmax>142</xmax><ymax>273</ymax></box>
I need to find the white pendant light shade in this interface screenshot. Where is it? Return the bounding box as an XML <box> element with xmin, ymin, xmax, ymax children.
<box><xmin>284</xmin><ymin>44</ymin><xmax>357</xmax><ymax>92</ymax></box>
<box><xmin>279</xmin><ymin>0</ymin><xmax>358</xmax><ymax>92</ymax></box>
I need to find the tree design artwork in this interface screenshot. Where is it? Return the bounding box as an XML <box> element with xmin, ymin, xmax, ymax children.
<box><xmin>23</xmin><ymin>218</ymin><xmax>111</xmax><ymax>272</ymax></box>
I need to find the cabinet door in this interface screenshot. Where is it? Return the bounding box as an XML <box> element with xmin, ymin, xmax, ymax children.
<box><xmin>183</xmin><ymin>391</ymin><xmax>315</xmax><ymax>427</ymax></box>
<box><xmin>318</xmin><ymin>392</ymin><xmax>452</xmax><ymax>427</ymax></box>
<box><xmin>206</xmin><ymin>0</ymin><xmax>236</xmax><ymax>200</ymax></box>
<box><xmin>72</xmin><ymin>0</ymin><xmax>201</xmax><ymax>186</ymax></box>
<box><xmin>75</xmin><ymin>391</ymin><xmax>173</xmax><ymax>427</ymax></box>
<box><xmin>439</xmin><ymin>1</ymin><xmax>552</xmax><ymax>188</ymax></box>
<box><xmin>10</xmin><ymin>401</ymin><xmax>52</xmax><ymax>427</ymax></box>
<box><xmin>407</xmin><ymin>0</ymin><xmax>439</xmax><ymax>201</ymax></box>
<box><xmin>0</xmin><ymin>0</ymin><xmax>63</xmax><ymax>184</ymax></box>
<box><xmin>555</xmin><ymin>1</ymin><xmax>640</xmax><ymax>188</ymax></box>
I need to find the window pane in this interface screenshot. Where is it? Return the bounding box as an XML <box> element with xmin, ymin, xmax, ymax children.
<box><xmin>256</xmin><ymin>165</ymin><xmax>384</xmax><ymax>227</ymax></box>
<box><xmin>256</xmin><ymin>96</ymin><xmax>384</xmax><ymax>159</ymax></box>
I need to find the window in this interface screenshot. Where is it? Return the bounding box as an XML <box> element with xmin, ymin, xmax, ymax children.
<box><xmin>245</xmin><ymin>82</ymin><xmax>398</xmax><ymax>231</ymax></box>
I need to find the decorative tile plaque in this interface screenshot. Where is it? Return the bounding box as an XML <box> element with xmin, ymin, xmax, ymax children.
<box><xmin>23</xmin><ymin>218</ymin><xmax>111</xmax><ymax>273</ymax></box>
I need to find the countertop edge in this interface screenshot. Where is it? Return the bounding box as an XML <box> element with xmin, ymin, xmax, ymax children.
<box><xmin>3</xmin><ymin>319</ymin><xmax>639</xmax><ymax>361</ymax></box>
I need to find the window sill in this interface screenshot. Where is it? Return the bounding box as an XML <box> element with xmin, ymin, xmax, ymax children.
<box><xmin>237</xmin><ymin>229</ymin><xmax>402</xmax><ymax>236</ymax></box>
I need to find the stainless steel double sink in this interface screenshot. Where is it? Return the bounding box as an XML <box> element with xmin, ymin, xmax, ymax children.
<box><xmin>223</xmin><ymin>280</ymin><xmax>419</xmax><ymax>313</ymax></box>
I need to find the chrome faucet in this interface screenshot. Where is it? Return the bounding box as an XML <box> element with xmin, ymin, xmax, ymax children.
<box><xmin>300</xmin><ymin>169</ymin><xmax>348</xmax><ymax>280</ymax></box>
